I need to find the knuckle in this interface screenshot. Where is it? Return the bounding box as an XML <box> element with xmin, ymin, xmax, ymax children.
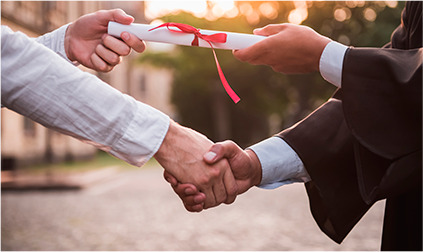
<box><xmin>95</xmin><ymin>44</ymin><xmax>104</xmax><ymax>54</ymax></box>
<box><xmin>216</xmin><ymin>196</ymin><xmax>226</xmax><ymax>205</ymax></box>
<box><xmin>136</xmin><ymin>43</ymin><xmax>146</xmax><ymax>53</ymax></box>
<box><xmin>112</xmin><ymin>55</ymin><xmax>122</xmax><ymax>65</ymax></box>
<box><xmin>198</xmin><ymin>175</ymin><xmax>211</xmax><ymax>186</ymax></box>
<box><xmin>225</xmin><ymin>196</ymin><xmax>236</xmax><ymax>205</ymax></box>
<box><xmin>224</xmin><ymin>140</ymin><xmax>236</xmax><ymax>146</ymax></box>
<box><xmin>209</xmin><ymin>167</ymin><xmax>222</xmax><ymax>179</ymax></box>
<box><xmin>94</xmin><ymin>10</ymin><xmax>103</xmax><ymax>18</ymax></box>
<box><xmin>123</xmin><ymin>46</ymin><xmax>131</xmax><ymax>56</ymax></box>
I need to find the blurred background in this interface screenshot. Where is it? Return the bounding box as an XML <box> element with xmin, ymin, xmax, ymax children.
<box><xmin>2</xmin><ymin>1</ymin><xmax>403</xmax><ymax>250</ymax></box>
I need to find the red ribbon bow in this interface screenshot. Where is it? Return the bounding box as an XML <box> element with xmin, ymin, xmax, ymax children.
<box><xmin>149</xmin><ymin>22</ymin><xmax>241</xmax><ymax>103</ymax></box>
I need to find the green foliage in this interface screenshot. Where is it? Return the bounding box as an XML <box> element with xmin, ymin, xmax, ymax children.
<box><xmin>138</xmin><ymin>2</ymin><xmax>404</xmax><ymax>147</ymax></box>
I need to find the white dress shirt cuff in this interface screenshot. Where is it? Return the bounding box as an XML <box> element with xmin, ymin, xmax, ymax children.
<box><xmin>110</xmin><ymin>101</ymin><xmax>170</xmax><ymax>167</ymax></box>
<box><xmin>248</xmin><ymin>136</ymin><xmax>310</xmax><ymax>189</ymax></box>
<box><xmin>35</xmin><ymin>23</ymin><xmax>76</xmax><ymax>65</ymax></box>
<box><xmin>319</xmin><ymin>41</ymin><xmax>348</xmax><ymax>88</ymax></box>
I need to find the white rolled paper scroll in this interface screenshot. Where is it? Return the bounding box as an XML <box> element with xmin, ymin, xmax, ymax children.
<box><xmin>108</xmin><ymin>21</ymin><xmax>266</xmax><ymax>50</ymax></box>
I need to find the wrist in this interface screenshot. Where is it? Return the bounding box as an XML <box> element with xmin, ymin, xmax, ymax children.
<box><xmin>64</xmin><ymin>22</ymin><xmax>76</xmax><ymax>62</ymax></box>
<box><xmin>245</xmin><ymin>149</ymin><xmax>262</xmax><ymax>186</ymax></box>
<box><xmin>313</xmin><ymin>36</ymin><xmax>332</xmax><ymax>72</ymax></box>
<box><xmin>155</xmin><ymin>119</ymin><xmax>178</xmax><ymax>161</ymax></box>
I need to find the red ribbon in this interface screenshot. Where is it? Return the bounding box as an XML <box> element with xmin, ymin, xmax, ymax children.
<box><xmin>149</xmin><ymin>22</ymin><xmax>241</xmax><ymax>103</ymax></box>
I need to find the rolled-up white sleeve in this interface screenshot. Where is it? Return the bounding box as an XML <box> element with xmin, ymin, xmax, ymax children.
<box><xmin>248</xmin><ymin>136</ymin><xmax>310</xmax><ymax>189</ymax></box>
<box><xmin>34</xmin><ymin>24</ymin><xmax>74</xmax><ymax>64</ymax></box>
<box><xmin>1</xmin><ymin>26</ymin><xmax>169</xmax><ymax>167</ymax></box>
<box><xmin>319</xmin><ymin>41</ymin><xmax>348</xmax><ymax>88</ymax></box>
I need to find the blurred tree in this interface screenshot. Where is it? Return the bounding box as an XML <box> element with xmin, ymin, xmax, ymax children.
<box><xmin>139</xmin><ymin>1</ymin><xmax>404</xmax><ymax>147</ymax></box>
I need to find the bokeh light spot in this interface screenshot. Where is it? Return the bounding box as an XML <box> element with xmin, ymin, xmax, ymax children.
<box><xmin>363</xmin><ymin>7</ymin><xmax>377</xmax><ymax>22</ymax></box>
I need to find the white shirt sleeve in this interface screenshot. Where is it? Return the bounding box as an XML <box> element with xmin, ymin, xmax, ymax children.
<box><xmin>34</xmin><ymin>24</ymin><xmax>74</xmax><ymax>64</ymax></box>
<box><xmin>1</xmin><ymin>25</ymin><xmax>169</xmax><ymax>167</ymax></box>
<box><xmin>319</xmin><ymin>41</ymin><xmax>348</xmax><ymax>88</ymax></box>
<box><xmin>248</xmin><ymin>136</ymin><xmax>310</xmax><ymax>189</ymax></box>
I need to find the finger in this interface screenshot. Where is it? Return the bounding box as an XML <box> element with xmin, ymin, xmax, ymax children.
<box><xmin>90</xmin><ymin>53</ymin><xmax>112</xmax><ymax>72</ymax></box>
<box><xmin>184</xmin><ymin>203</ymin><xmax>204</xmax><ymax>212</ymax></box>
<box><xmin>210</xmin><ymin>159</ymin><xmax>233</xmax><ymax>206</ymax></box>
<box><xmin>121</xmin><ymin>32</ymin><xmax>146</xmax><ymax>53</ymax></box>
<box><xmin>180</xmin><ymin>193</ymin><xmax>206</xmax><ymax>206</ymax></box>
<box><xmin>202</xmin><ymin>187</ymin><xmax>216</xmax><ymax>209</ymax></box>
<box><xmin>176</xmin><ymin>184</ymin><xmax>201</xmax><ymax>196</ymax></box>
<box><xmin>233</xmin><ymin>42</ymin><xmax>266</xmax><ymax>64</ymax></box>
<box><xmin>212</xmin><ymin>179</ymin><xmax>227</xmax><ymax>206</ymax></box>
<box><xmin>102</xmin><ymin>34</ymin><xmax>131</xmax><ymax>56</ymax></box>
<box><xmin>96</xmin><ymin>9</ymin><xmax>134</xmax><ymax>26</ymax></box>
<box><xmin>95</xmin><ymin>43</ymin><xmax>122</xmax><ymax>66</ymax></box>
<box><xmin>203</xmin><ymin>140</ymin><xmax>241</xmax><ymax>164</ymax></box>
<box><xmin>234</xmin><ymin>25</ymin><xmax>289</xmax><ymax>63</ymax></box>
<box><xmin>163</xmin><ymin>171</ymin><xmax>178</xmax><ymax>187</ymax></box>
<box><xmin>111</xmin><ymin>8</ymin><xmax>134</xmax><ymax>25</ymax></box>
<box><xmin>223</xmin><ymin>168</ymin><xmax>238</xmax><ymax>205</ymax></box>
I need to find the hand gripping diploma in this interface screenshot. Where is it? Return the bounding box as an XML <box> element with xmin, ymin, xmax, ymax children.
<box><xmin>233</xmin><ymin>23</ymin><xmax>331</xmax><ymax>74</ymax></box>
<box><xmin>65</xmin><ymin>9</ymin><xmax>145</xmax><ymax>72</ymax></box>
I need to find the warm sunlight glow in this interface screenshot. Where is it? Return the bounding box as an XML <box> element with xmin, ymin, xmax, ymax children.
<box><xmin>246</xmin><ymin>11</ymin><xmax>260</xmax><ymax>25</ymax></box>
<box><xmin>213</xmin><ymin>0</ymin><xmax>235</xmax><ymax>12</ymax></box>
<box><xmin>288</xmin><ymin>1</ymin><xmax>308</xmax><ymax>25</ymax></box>
<box><xmin>146</xmin><ymin>0</ymin><xmax>238</xmax><ymax>21</ymax></box>
<box><xmin>212</xmin><ymin>4</ymin><xmax>225</xmax><ymax>18</ymax></box>
<box><xmin>259</xmin><ymin>2</ymin><xmax>278</xmax><ymax>20</ymax></box>
<box><xmin>238</xmin><ymin>2</ymin><xmax>260</xmax><ymax>24</ymax></box>
<box><xmin>224</xmin><ymin>7</ymin><xmax>239</xmax><ymax>19</ymax></box>
<box><xmin>239</xmin><ymin>3</ymin><xmax>253</xmax><ymax>16</ymax></box>
<box><xmin>145</xmin><ymin>1</ymin><xmax>208</xmax><ymax>20</ymax></box>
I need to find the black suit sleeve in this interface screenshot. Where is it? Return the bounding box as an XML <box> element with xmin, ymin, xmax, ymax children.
<box><xmin>278</xmin><ymin>94</ymin><xmax>373</xmax><ymax>243</ymax></box>
<box><xmin>277</xmin><ymin>2</ymin><xmax>422</xmax><ymax>244</ymax></box>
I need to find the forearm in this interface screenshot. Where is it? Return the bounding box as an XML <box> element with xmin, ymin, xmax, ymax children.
<box><xmin>1</xmin><ymin>26</ymin><xmax>169</xmax><ymax>166</ymax></box>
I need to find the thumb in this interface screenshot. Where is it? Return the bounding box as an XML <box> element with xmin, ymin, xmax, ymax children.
<box><xmin>163</xmin><ymin>170</ymin><xmax>178</xmax><ymax>187</ymax></box>
<box><xmin>203</xmin><ymin>140</ymin><xmax>240</xmax><ymax>164</ymax></box>
<box><xmin>99</xmin><ymin>9</ymin><xmax>134</xmax><ymax>25</ymax></box>
<box><xmin>112</xmin><ymin>9</ymin><xmax>134</xmax><ymax>24</ymax></box>
<box><xmin>253</xmin><ymin>24</ymin><xmax>287</xmax><ymax>36</ymax></box>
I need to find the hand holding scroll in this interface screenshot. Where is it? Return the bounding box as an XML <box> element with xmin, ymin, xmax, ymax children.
<box><xmin>65</xmin><ymin>9</ymin><xmax>145</xmax><ymax>72</ymax></box>
<box><xmin>233</xmin><ymin>23</ymin><xmax>331</xmax><ymax>74</ymax></box>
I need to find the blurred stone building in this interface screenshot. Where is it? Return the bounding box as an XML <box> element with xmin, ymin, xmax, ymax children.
<box><xmin>1</xmin><ymin>1</ymin><xmax>175</xmax><ymax>170</ymax></box>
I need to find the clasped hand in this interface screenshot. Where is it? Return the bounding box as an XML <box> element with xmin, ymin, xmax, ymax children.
<box><xmin>163</xmin><ymin>138</ymin><xmax>263</xmax><ymax>212</ymax></box>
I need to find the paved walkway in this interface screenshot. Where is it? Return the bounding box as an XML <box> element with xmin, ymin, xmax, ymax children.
<box><xmin>2</xmin><ymin>165</ymin><xmax>385</xmax><ymax>250</ymax></box>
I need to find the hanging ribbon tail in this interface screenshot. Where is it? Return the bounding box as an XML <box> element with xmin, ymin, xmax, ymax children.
<box><xmin>211</xmin><ymin>50</ymin><xmax>241</xmax><ymax>103</ymax></box>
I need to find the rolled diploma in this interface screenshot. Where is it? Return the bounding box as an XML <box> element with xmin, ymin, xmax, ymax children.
<box><xmin>108</xmin><ymin>21</ymin><xmax>266</xmax><ymax>50</ymax></box>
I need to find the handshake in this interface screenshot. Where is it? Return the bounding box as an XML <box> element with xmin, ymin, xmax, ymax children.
<box><xmin>155</xmin><ymin>120</ymin><xmax>263</xmax><ymax>212</ymax></box>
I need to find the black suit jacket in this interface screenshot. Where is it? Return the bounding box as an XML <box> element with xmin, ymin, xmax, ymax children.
<box><xmin>278</xmin><ymin>2</ymin><xmax>422</xmax><ymax>250</ymax></box>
